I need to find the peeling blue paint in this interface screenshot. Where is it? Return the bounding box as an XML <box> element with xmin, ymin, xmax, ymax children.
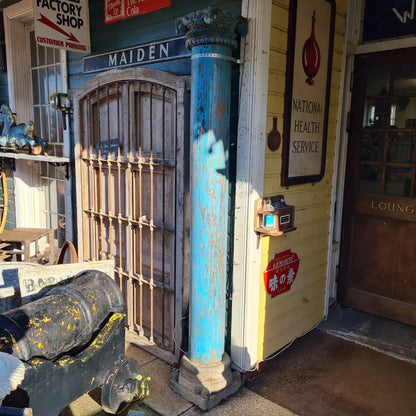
<box><xmin>189</xmin><ymin>43</ymin><xmax>233</xmax><ymax>363</ymax></box>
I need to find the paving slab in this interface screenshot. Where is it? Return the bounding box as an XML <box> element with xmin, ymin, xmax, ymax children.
<box><xmin>181</xmin><ymin>387</ymin><xmax>297</xmax><ymax>416</ymax></box>
<box><xmin>59</xmin><ymin>388</ymin><xmax>158</xmax><ymax>416</ymax></box>
<box><xmin>139</xmin><ymin>359</ymin><xmax>193</xmax><ymax>416</ymax></box>
<box><xmin>126</xmin><ymin>342</ymin><xmax>159</xmax><ymax>366</ymax></box>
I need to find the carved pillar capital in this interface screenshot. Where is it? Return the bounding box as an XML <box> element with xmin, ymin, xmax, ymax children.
<box><xmin>177</xmin><ymin>7</ymin><xmax>246</xmax><ymax>50</ymax></box>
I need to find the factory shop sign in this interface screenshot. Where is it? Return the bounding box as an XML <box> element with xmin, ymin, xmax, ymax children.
<box><xmin>34</xmin><ymin>0</ymin><xmax>91</xmax><ymax>53</ymax></box>
<box><xmin>83</xmin><ymin>36</ymin><xmax>190</xmax><ymax>73</ymax></box>
<box><xmin>264</xmin><ymin>250</ymin><xmax>300</xmax><ymax>298</ymax></box>
<box><xmin>105</xmin><ymin>0</ymin><xmax>171</xmax><ymax>24</ymax></box>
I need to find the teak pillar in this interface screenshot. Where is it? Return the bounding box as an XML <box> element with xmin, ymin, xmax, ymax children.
<box><xmin>170</xmin><ymin>8</ymin><xmax>245</xmax><ymax>410</ymax></box>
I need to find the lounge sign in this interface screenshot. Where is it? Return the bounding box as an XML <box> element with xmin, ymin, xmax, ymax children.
<box><xmin>105</xmin><ymin>0</ymin><xmax>171</xmax><ymax>24</ymax></box>
<box><xmin>282</xmin><ymin>0</ymin><xmax>335</xmax><ymax>186</ymax></box>
<box><xmin>34</xmin><ymin>0</ymin><xmax>91</xmax><ymax>53</ymax></box>
<box><xmin>83</xmin><ymin>36</ymin><xmax>190</xmax><ymax>73</ymax></box>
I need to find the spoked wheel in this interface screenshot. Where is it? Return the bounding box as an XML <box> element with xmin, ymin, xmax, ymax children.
<box><xmin>101</xmin><ymin>357</ymin><xmax>140</xmax><ymax>414</ymax></box>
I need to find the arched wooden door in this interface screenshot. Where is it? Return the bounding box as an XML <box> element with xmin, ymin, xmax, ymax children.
<box><xmin>72</xmin><ymin>68</ymin><xmax>187</xmax><ymax>359</ymax></box>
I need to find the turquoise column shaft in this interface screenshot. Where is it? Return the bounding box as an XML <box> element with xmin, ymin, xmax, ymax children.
<box><xmin>189</xmin><ymin>43</ymin><xmax>233</xmax><ymax>363</ymax></box>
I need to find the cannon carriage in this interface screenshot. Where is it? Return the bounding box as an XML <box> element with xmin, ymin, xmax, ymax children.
<box><xmin>0</xmin><ymin>270</ymin><xmax>140</xmax><ymax>416</ymax></box>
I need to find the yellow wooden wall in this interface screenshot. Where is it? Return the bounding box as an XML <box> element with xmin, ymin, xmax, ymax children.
<box><xmin>257</xmin><ymin>0</ymin><xmax>347</xmax><ymax>360</ymax></box>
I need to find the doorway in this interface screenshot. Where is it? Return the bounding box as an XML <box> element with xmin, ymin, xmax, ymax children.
<box><xmin>339</xmin><ymin>48</ymin><xmax>416</xmax><ymax>326</ymax></box>
<box><xmin>72</xmin><ymin>68</ymin><xmax>187</xmax><ymax>360</ymax></box>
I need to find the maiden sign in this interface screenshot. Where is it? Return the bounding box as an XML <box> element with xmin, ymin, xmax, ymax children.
<box><xmin>83</xmin><ymin>36</ymin><xmax>190</xmax><ymax>73</ymax></box>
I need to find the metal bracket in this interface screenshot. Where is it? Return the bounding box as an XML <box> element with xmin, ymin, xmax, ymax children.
<box><xmin>191</xmin><ymin>53</ymin><xmax>241</xmax><ymax>64</ymax></box>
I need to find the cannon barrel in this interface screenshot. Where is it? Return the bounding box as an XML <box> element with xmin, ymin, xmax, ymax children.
<box><xmin>0</xmin><ymin>270</ymin><xmax>123</xmax><ymax>361</ymax></box>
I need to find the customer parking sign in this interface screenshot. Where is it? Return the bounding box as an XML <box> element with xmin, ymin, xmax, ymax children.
<box><xmin>34</xmin><ymin>0</ymin><xmax>91</xmax><ymax>53</ymax></box>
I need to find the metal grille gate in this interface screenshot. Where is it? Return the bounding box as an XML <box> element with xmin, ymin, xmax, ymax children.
<box><xmin>72</xmin><ymin>69</ymin><xmax>186</xmax><ymax>358</ymax></box>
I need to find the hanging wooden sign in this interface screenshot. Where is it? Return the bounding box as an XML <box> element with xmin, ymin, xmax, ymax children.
<box><xmin>105</xmin><ymin>0</ymin><xmax>171</xmax><ymax>24</ymax></box>
<box><xmin>264</xmin><ymin>250</ymin><xmax>300</xmax><ymax>298</ymax></box>
<box><xmin>34</xmin><ymin>0</ymin><xmax>91</xmax><ymax>53</ymax></box>
<box><xmin>281</xmin><ymin>0</ymin><xmax>335</xmax><ymax>186</ymax></box>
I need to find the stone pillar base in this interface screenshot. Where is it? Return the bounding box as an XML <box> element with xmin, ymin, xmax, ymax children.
<box><xmin>170</xmin><ymin>353</ymin><xmax>242</xmax><ymax>410</ymax></box>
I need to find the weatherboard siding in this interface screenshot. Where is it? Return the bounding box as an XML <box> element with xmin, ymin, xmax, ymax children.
<box><xmin>67</xmin><ymin>0</ymin><xmax>241</xmax><ymax>91</ymax></box>
<box><xmin>258</xmin><ymin>0</ymin><xmax>346</xmax><ymax>361</ymax></box>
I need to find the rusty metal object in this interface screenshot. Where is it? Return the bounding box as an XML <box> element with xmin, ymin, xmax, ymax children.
<box><xmin>0</xmin><ymin>270</ymin><xmax>123</xmax><ymax>361</ymax></box>
<box><xmin>54</xmin><ymin>241</ymin><xmax>78</xmax><ymax>265</ymax></box>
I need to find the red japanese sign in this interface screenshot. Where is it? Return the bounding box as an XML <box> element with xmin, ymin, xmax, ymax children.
<box><xmin>105</xmin><ymin>0</ymin><xmax>171</xmax><ymax>24</ymax></box>
<box><xmin>264</xmin><ymin>250</ymin><xmax>300</xmax><ymax>298</ymax></box>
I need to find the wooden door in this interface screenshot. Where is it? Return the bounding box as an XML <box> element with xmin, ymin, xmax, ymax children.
<box><xmin>339</xmin><ymin>49</ymin><xmax>416</xmax><ymax>326</ymax></box>
<box><xmin>72</xmin><ymin>68</ymin><xmax>187</xmax><ymax>360</ymax></box>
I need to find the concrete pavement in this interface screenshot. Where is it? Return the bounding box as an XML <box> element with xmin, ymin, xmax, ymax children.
<box><xmin>60</xmin><ymin>342</ymin><xmax>296</xmax><ymax>416</ymax></box>
<box><xmin>60</xmin><ymin>305</ymin><xmax>416</xmax><ymax>416</ymax></box>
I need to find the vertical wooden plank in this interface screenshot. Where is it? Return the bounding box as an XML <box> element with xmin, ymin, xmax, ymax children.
<box><xmin>126</xmin><ymin>81</ymin><xmax>134</xmax><ymax>330</ymax></box>
<box><xmin>161</xmin><ymin>87</ymin><xmax>166</xmax><ymax>343</ymax></box>
<box><xmin>138</xmin><ymin>81</ymin><xmax>144</xmax><ymax>337</ymax></box>
<box><xmin>149</xmin><ymin>83</ymin><xmax>154</xmax><ymax>344</ymax></box>
<box><xmin>231</xmin><ymin>0</ymin><xmax>271</xmax><ymax>369</ymax></box>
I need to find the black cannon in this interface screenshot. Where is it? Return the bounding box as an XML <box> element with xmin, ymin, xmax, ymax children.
<box><xmin>0</xmin><ymin>270</ymin><xmax>140</xmax><ymax>416</ymax></box>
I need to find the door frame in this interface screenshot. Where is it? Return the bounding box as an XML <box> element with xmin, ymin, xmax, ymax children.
<box><xmin>230</xmin><ymin>0</ymin><xmax>272</xmax><ymax>372</ymax></box>
<box><xmin>327</xmin><ymin>0</ymin><xmax>416</xmax><ymax>314</ymax></box>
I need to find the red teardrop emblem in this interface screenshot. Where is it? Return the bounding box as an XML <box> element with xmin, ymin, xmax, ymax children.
<box><xmin>302</xmin><ymin>10</ymin><xmax>321</xmax><ymax>85</ymax></box>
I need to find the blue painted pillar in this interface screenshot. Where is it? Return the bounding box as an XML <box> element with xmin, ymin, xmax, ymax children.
<box><xmin>171</xmin><ymin>8</ymin><xmax>246</xmax><ymax>410</ymax></box>
<box><xmin>180</xmin><ymin>8</ymin><xmax>239</xmax><ymax>364</ymax></box>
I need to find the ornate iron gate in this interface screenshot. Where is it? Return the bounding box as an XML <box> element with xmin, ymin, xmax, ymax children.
<box><xmin>72</xmin><ymin>68</ymin><xmax>186</xmax><ymax>359</ymax></box>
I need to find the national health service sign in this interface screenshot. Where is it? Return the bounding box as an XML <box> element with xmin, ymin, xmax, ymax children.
<box><xmin>105</xmin><ymin>0</ymin><xmax>171</xmax><ymax>24</ymax></box>
<box><xmin>34</xmin><ymin>0</ymin><xmax>91</xmax><ymax>53</ymax></box>
<box><xmin>264</xmin><ymin>250</ymin><xmax>300</xmax><ymax>298</ymax></box>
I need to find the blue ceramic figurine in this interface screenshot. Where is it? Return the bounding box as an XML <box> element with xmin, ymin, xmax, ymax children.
<box><xmin>0</xmin><ymin>104</ymin><xmax>47</xmax><ymax>155</ymax></box>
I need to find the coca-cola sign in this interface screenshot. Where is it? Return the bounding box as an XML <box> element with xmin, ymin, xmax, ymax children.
<box><xmin>282</xmin><ymin>0</ymin><xmax>335</xmax><ymax>186</ymax></box>
<box><xmin>105</xmin><ymin>0</ymin><xmax>171</xmax><ymax>24</ymax></box>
